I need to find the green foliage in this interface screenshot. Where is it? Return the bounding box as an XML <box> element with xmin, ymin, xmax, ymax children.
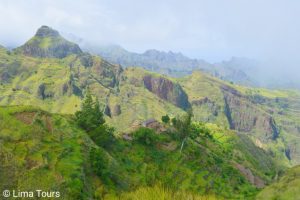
<box><xmin>173</xmin><ymin>109</ymin><xmax>193</xmax><ymax>140</ymax></box>
<box><xmin>190</xmin><ymin>122</ymin><xmax>213</xmax><ymax>139</ymax></box>
<box><xmin>172</xmin><ymin>109</ymin><xmax>193</xmax><ymax>152</ymax></box>
<box><xmin>89</xmin><ymin>124</ymin><xmax>116</xmax><ymax>149</ymax></box>
<box><xmin>133</xmin><ymin>127</ymin><xmax>160</xmax><ymax>146</ymax></box>
<box><xmin>89</xmin><ymin>147</ymin><xmax>126</xmax><ymax>190</ymax></box>
<box><xmin>161</xmin><ymin>114</ymin><xmax>170</xmax><ymax>124</ymax></box>
<box><xmin>75</xmin><ymin>91</ymin><xmax>105</xmax><ymax>131</ymax></box>
<box><xmin>90</xmin><ymin>147</ymin><xmax>111</xmax><ymax>184</ymax></box>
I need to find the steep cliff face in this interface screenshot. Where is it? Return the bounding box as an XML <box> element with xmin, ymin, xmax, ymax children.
<box><xmin>222</xmin><ymin>86</ymin><xmax>279</xmax><ymax>141</ymax></box>
<box><xmin>143</xmin><ymin>75</ymin><xmax>190</xmax><ymax>110</ymax></box>
<box><xmin>15</xmin><ymin>26</ymin><xmax>82</xmax><ymax>58</ymax></box>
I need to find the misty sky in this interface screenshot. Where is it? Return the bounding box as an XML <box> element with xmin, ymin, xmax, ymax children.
<box><xmin>0</xmin><ymin>0</ymin><xmax>300</xmax><ymax>80</ymax></box>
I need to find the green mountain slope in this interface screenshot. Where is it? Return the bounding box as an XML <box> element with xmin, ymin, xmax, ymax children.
<box><xmin>1</xmin><ymin>27</ymin><xmax>300</xmax><ymax>168</ymax></box>
<box><xmin>0</xmin><ymin>106</ymin><xmax>279</xmax><ymax>199</ymax></box>
<box><xmin>0</xmin><ymin>106</ymin><xmax>93</xmax><ymax>199</ymax></box>
<box><xmin>256</xmin><ymin>165</ymin><xmax>300</xmax><ymax>200</ymax></box>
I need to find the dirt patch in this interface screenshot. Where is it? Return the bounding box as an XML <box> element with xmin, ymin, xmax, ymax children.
<box><xmin>15</xmin><ymin>112</ymin><xmax>53</xmax><ymax>132</ymax></box>
<box><xmin>160</xmin><ymin>141</ymin><xmax>177</xmax><ymax>151</ymax></box>
<box><xmin>42</xmin><ymin>115</ymin><xmax>53</xmax><ymax>132</ymax></box>
<box><xmin>15</xmin><ymin>112</ymin><xmax>36</xmax><ymax>125</ymax></box>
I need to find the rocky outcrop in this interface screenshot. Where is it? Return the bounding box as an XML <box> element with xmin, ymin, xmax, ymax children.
<box><xmin>143</xmin><ymin>75</ymin><xmax>190</xmax><ymax>110</ymax></box>
<box><xmin>104</xmin><ymin>105</ymin><xmax>112</xmax><ymax>117</ymax></box>
<box><xmin>191</xmin><ymin>97</ymin><xmax>220</xmax><ymax>116</ymax></box>
<box><xmin>112</xmin><ymin>104</ymin><xmax>121</xmax><ymax>116</ymax></box>
<box><xmin>235</xmin><ymin>163</ymin><xmax>265</xmax><ymax>188</ymax></box>
<box><xmin>222</xmin><ymin>86</ymin><xmax>279</xmax><ymax>141</ymax></box>
<box><xmin>37</xmin><ymin>83</ymin><xmax>54</xmax><ymax>99</ymax></box>
<box><xmin>61</xmin><ymin>81</ymin><xmax>82</xmax><ymax>97</ymax></box>
<box><xmin>92</xmin><ymin>59</ymin><xmax>123</xmax><ymax>88</ymax></box>
<box><xmin>0</xmin><ymin>72</ymin><xmax>11</xmax><ymax>83</ymax></box>
<box><xmin>16</xmin><ymin>26</ymin><xmax>82</xmax><ymax>58</ymax></box>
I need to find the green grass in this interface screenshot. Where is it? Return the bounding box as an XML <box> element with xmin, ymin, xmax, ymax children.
<box><xmin>0</xmin><ymin>106</ymin><xmax>92</xmax><ymax>199</ymax></box>
<box><xmin>116</xmin><ymin>184</ymin><xmax>220</xmax><ymax>200</ymax></box>
<box><xmin>256</xmin><ymin>165</ymin><xmax>300</xmax><ymax>200</ymax></box>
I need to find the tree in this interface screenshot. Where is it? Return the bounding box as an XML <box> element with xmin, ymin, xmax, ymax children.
<box><xmin>75</xmin><ymin>90</ymin><xmax>105</xmax><ymax>132</ymax></box>
<box><xmin>161</xmin><ymin>114</ymin><xmax>170</xmax><ymax>124</ymax></box>
<box><xmin>173</xmin><ymin>109</ymin><xmax>193</xmax><ymax>153</ymax></box>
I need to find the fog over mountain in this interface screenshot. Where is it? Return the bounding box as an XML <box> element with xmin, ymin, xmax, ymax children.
<box><xmin>0</xmin><ymin>0</ymin><xmax>300</xmax><ymax>88</ymax></box>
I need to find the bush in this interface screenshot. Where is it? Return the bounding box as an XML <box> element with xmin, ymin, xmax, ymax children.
<box><xmin>133</xmin><ymin>128</ymin><xmax>160</xmax><ymax>146</ymax></box>
<box><xmin>90</xmin><ymin>147</ymin><xmax>111</xmax><ymax>184</ymax></box>
<box><xmin>161</xmin><ymin>115</ymin><xmax>170</xmax><ymax>124</ymax></box>
<box><xmin>89</xmin><ymin>125</ymin><xmax>116</xmax><ymax>149</ymax></box>
<box><xmin>90</xmin><ymin>147</ymin><xmax>126</xmax><ymax>189</ymax></box>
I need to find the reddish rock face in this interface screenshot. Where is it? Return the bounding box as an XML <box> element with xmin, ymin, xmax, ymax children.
<box><xmin>143</xmin><ymin>75</ymin><xmax>190</xmax><ymax>110</ymax></box>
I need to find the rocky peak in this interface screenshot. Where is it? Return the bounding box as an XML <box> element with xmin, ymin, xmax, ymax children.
<box><xmin>35</xmin><ymin>26</ymin><xmax>60</xmax><ymax>38</ymax></box>
<box><xmin>15</xmin><ymin>25</ymin><xmax>82</xmax><ymax>58</ymax></box>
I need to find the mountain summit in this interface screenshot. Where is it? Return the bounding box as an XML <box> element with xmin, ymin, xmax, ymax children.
<box><xmin>15</xmin><ymin>25</ymin><xmax>82</xmax><ymax>58</ymax></box>
<box><xmin>35</xmin><ymin>25</ymin><xmax>60</xmax><ymax>37</ymax></box>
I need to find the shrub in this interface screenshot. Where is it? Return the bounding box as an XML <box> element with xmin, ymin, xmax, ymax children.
<box><xmin>89</xmin><ymin>125</ymin><xmax>116</xmax><ymax>149</ymax></box>
<box><xmin>161</xmin><ymin>115</ymin><xmax>170</xmax><ymax>124</ymax></box>
<box><xmin>133</xmin><ymin>128</ymin><xmax>160</xmax><ymax>146</ymax></box>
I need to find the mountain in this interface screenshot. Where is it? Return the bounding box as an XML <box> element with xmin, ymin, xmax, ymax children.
<box><xmin>87</xmin><ymin>44</ymin><xmax>300</xmax><ymax>90</ymax></box>
<box><xmin>213</xmin><ymin>57</ymin><xmax>259</xmax><ymax>86</ymax></box>
<box><xmin>1</xmin><ymin>26</ymin><xmax>300</xmax><ymax>199</ymax></box>
<box><xmin>15</xmin><ymin>25</ymin><xmax>82</xmax><ymax>58</ymax></box>
<box><xmin>1</xmin><ymin>27</ymin><xmax>300</xmax><ymax>166</ymax></box>
<box><xmin>87</xmin><ymin>44</ymin><xmax>256</xmax><ymax>86</ymax></box>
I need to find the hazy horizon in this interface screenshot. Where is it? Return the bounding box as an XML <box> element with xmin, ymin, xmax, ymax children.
<box><xmin>0</xmin><ymin>0</ymin><xmax>300</xmax><ymax>84</ymax></box>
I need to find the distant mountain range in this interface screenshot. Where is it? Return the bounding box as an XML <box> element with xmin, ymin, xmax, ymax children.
<box><xmin>85</xmin><ymin>45</ymin><xmax>256</xmax><ymax>86</ymax></box>
<box><xmin>83</xmin><ymin>44</ymin><xmax>300</xmax><ymax>90</ymax></box>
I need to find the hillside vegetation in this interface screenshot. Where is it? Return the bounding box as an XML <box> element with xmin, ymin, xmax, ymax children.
<box><xmin>0</xmin><ymin>105</ymin><xmax>279</xmax><ymax>199</ymax></box>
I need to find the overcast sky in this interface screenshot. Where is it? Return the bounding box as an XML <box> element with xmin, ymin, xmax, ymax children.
<box><xmin>0</xmin><ymin>0</ymin><xmax>300</xmax><ymax>80</ymax></box>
